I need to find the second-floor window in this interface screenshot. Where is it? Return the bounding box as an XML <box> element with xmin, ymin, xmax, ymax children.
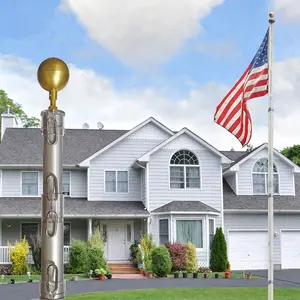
<box><xmin>22</xmin><ymin>171</ymin><xmax>38</xmax><ymax>196</ymax></box>
<box><xmin>252</xmin><ymin>158</ymin><xmax>279</xmax><ymax>194</ymax></box>
<box><xmin>105</xmin><ymin>170</ymin><xmax>128</xmax><ymax>193</ymax></box>
<box><xmin>169</xmin><ymin>149</ymin><xmax>201</xmax><ymax>189</ymax></box>
<box><xmin>62</xmin><ymin>172</ymin><xmax>71</xmax><ymax>195</ymax></box>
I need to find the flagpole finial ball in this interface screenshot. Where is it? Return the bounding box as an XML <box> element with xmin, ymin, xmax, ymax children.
<box><xmin>269</xmin><ymin>12</ymin><xmax>275</xmax><ymax>19</ymax></box>
<box><xmin>37</xmin><ymin>57</ymin><xmax>69</xmax><ymax>92</ymax></box>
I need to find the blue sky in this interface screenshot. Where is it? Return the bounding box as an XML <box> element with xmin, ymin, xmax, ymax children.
<box><xmin>0</xmin><ymin>0</ymin><xmax>299</xmax><ymax>150</ymax></box>
<box><xmin>1</xmin><ymin>0</ymin><xmax>295</xmax><ymax>92</ymax></box>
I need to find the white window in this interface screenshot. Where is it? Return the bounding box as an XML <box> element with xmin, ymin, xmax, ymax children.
<box><xmin>170</xmin><ymin>150</ymin><xmax>200</xmax><ymax>189</ymax></box>
<box><xmin>22</xmin><ymin>172</ymin><xmax>38</xmax><ymax>196</ymax></box>
<box><xmin>105</xmin><ymin>170</ymin><xmax>128</xmax><ymax>193</ymax></box>
<box><xmin>64</xmin><ymin>223</ymin><xmax>71</xmax><ymax>246</ymax></box>
<box><xmin>62</xmin><ymin>172</ymin><xmax>71</xmax><ymax>195</ymax></box>
<box><xmin>252</xmin><ymin>158</ymin><xmax>279</xmax><ymax>194</ymax></box>
<box><xmin>159</xmin><ymin>219</ymin><xmax>169</xmax><ymax>244</ymax></box>
<box><xmin>176</xmin><ymin>220</ymin><xmax>203</xmax><ymax>248</ymax></box>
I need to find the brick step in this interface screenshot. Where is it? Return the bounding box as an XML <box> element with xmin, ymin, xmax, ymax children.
<box><xmin>108</xmin><ymin>264</ymin><xmax>139</xmax><ymax>274</ymax></box>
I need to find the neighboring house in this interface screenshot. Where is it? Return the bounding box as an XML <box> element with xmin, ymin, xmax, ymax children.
<box><xmin>0</xmin><ymin>112</ymin><xmax>299</xmax><ymax>271</ymax></box>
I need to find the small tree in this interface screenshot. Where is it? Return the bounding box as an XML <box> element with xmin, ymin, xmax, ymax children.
<box><xmin>140</xmin><ymin>233</ymin><xmax>155</xmax><ymax>271</ymax></box>
<box><xmin>209</xmin><ymin>227</ymin><xmax>228</xmax><ymax>272</ymax></box>
<box><xmin>151</xmin><ymin>246</ymin><xmax>171</xmax><ymax>277</ymax></box>
<box><xmin>185</xmin><ymin>242</ymin><xmax>198</xmax><ymax>272</ymax></box>
<box><xmin>8</xmin><ymin>238</ymin><xmax>29</xmax><ymax>275</ymax></box>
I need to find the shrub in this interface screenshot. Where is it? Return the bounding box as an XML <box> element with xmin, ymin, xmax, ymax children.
<box><xmin>29</xmin><ymin>234</ymin><xmax>41</xmax><ymax>273</ymax></box>
<box><xmin>151</xmin><ymin>246</ymin><xmax>171</xmax><ymax>277</ymax></box>
<box><xmin>140</xmin><ymin>233</ymin><xmax>155</xmax><ymax>271</ymax></box>
<box><xmin>88</xmin><ymin>245</ymin><xmax>107</xmax><ymax>271</ymax></box>
<box><xmin>185</xmin><ymin>242</ymin><xmax>198</xmax><ymax>272</ymax></box>
<box><xmin>8</xmin><ymin>238</ymin><xmax>29</xmax><ymax>275</ymax></box>
<box><xmin>69</xmin><ymin>239</ymin><xmax>89</xmax><ymax>274</ymax></box>
<box><xmin>210</xmin><ymin>227</ymin><xmax>228</xmax><ymax>272</ymax></box>
<box><xmin>166</xmin><ymin>242</ymin><xmax>187</xmax><ymax>271</ymax></box>
<box><xmin>129</xmin><ymin>240</ymin><xmax>139</xmax><ymax>267</ymax></box>
<box><xmin>89</xmin><ymin>227</ymin><xmax>104</xmax><ymax>248</ymax></box>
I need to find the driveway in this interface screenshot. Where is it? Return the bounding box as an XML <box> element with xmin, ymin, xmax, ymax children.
<box><xmin>239</xmin><ymin>269</ymin><xmax>300</xmax><ymax>285</ymax></box>
<box><xmin>0</xmin><ymin>273</ymin><xmax>299</xmax><ymax>300</ymax></box>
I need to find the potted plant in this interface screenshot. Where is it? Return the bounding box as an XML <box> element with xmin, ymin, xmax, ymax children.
<box><xmin>215</xmin><ymin>273</ymin><xmax>219</xmax><ymax>279</ymax></box>
<box><xmin>203</xmin><ymin>273</ymin><xmax>208</xmax><ymax>279</ymax></box>
<box><xmin>139</xmin><ymin>268</ymin><xmax>143</xmax><ymax>275</ymax></box>
<box><xmin>225</xmin><ymin>271</ymin><xmax>230</xmax><ymax>279</ymax></box>
<box><xmin>247</xmin><ymin>272</ymin><xmax>252</xmax><ymax>279</ymax></box>
<box><xmin>106</xmin><ymin>269</ymin><xmax>112</xmax><ymax>279</ymax></box>
<box><xmin>182</xmin><ymin>271</ymin><xmax>188</xmax><ymax>278</ymax></box>
<box><xmin>192</xmin><ymin>271</ymin><xmax>198</xmax><ymax>279</ymax></box>
<box><xmin>147</xmin><ymin>269</ymin><xmax>153</xmax><ymax>279</ymax></box>
<box><xmin>174</xmin><ymin>271</ymin><xmax>179</xmax><ymax>278</ymax></box>
<box><xmin>95</xmin><ymin>268</ymin><xmax>106</xmax><ymax>280</ymax></box>
<box><xmin>226</xmin><ymin>261</ymin><xmax>231</xmax><ymax>272</ymax></box>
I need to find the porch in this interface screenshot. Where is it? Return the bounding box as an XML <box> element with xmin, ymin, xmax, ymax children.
<box><xmin>0</xmin><ymin>217</ymin><xmax>147</xmax><ymax>264</ymax></box>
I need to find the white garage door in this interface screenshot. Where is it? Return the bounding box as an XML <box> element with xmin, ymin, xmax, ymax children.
<box><xmin>281</xmin><ymin>231</ymin><xmax>300</xmax><ymax>269</ymax></box>
<box><xmin>228</xmin><ymin>231</ymin><xmax>268</xmax><ymax>271</ymax></box>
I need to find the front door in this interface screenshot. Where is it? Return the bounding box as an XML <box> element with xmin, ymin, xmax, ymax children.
<box><xmin>107</xmin><ymin>223</ymin><xmax>126</xmax><ymax>261</ymax></box>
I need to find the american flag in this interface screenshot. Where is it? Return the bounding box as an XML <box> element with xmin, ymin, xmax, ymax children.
<box><xmin>214</xmin><ymin>29</ymin><xmax>269</xmax><ymax>146</ymax></box>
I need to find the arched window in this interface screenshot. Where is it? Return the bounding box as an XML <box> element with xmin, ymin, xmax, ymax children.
<box><xmin>169</xmin><ymin>150</ymin><xmax>201</xmax><ymax>189</ymax></box>
<box><xmin>252</xmin><ymin>158</ymin><xmax>279</xmax><ymax>194</ymax></box>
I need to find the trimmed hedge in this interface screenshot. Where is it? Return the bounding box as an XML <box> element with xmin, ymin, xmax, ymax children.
<box><xmin>151</xmin><ymin>246</ymin><xmax>171</xmax><ymax>277</ymax></box>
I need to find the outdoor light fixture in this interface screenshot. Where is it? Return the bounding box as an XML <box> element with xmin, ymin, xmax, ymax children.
<box><xmin>37</xmin><ymin>57</ymin><xmax>69</xmax><ymax>300</ymax></box>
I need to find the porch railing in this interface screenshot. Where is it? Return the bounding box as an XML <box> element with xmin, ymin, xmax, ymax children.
<box><xmin>0</xmin><ymin>246</ymin><xmax>70</xmax><ymax>265</ymax></box>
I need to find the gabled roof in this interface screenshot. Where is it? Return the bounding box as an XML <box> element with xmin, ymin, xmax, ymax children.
<box><xmin>223</xmin><ymin>143</ymin><xmax>300</xmax><ymax>173</ymax></box>
<box><xmin>0</xmin><ymin>198</ymin><xmax>149</xmax><ymax>217</ymax></box>
<box><xmin>220</xmin><ymin>150</ymin><xmax>246</xmax><ymax>161</ymax></box>
<box><xmin>79</xmin><ymin>117</ymin><xmax>174</xmax><ymax>166</ymax></box>
<box><xmin>137</xmin><ymin>128</ymin><xmax>232</xmax><ymax>164</ymax></box>
<box><xmin>152</xmin><ymin>200</ymin><xmax>220</xmax><ymax>214</ymax></box>
<box><xmin>223</xmin><ymin>176</ymin><xmax>300</xmax><ymax>211</ymax></box>
<box><xmin>0</xmin><ymin>128</ymin><xmax>128</xmax><ymax>166</ymax></box>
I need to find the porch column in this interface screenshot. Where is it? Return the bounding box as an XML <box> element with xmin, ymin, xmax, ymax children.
<box><xmin>87</xmin><ymin>218</ymin><xmax>92</xmax><ymax>238</ymax></box>
<box><xmin>0</xmin><ymin>218</ymin><xmax>2</xmax><ymax>245</ymax></box>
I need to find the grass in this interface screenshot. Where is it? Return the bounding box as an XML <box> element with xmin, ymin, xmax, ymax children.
<box><xmin>167</xmin><ymin>272</ymin><xmax>260</xmax><ymax>279</ymax></box>
<box><xmin>66</xmin><ymin>288</ymin><xmax>300</xmax><ymax>300</ymax></box>
<box><xmin>0</xmin><ymin>273</ymin><xmax>88</xmax><ymax>283</ymax></box>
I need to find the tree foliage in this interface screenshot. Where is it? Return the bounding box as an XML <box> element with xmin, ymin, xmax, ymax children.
<box><xmin>209</xmin><ymin>227</ymin><xmax>228</xmax><ymax>272</ymax></box>
<box><xmin>0</xmin><ymin>89</ymin><xmax>40</xmax><ymax>134</ymax></box>
<box><xmin>151</xmin><ymin>246</ymin><xmax>172</xmax><ymax>277</ymax></box>
<box><xmin>281</xmin><ymin>145</ymin><xmax>300</xmax><ymax>166</ymax></box>
<box><xmin>185</xmin><ymin>242</ymin><xmax>198</xmax><ymax>272</ymax></box>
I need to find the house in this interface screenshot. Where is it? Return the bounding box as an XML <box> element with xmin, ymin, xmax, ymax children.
<box><xmin>0</xmin><ymin>111</ymin><xmax>299</xmax><ymax>272</ymax></box>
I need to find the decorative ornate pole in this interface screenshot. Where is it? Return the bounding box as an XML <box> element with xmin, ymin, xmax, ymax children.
<box><xmin>37</xmin><ymin>57</ymin><xmax>69</xmax><ymax>300</ymax></box>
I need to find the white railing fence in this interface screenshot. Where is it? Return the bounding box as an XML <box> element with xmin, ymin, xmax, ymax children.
<box><xmin>0</xmin><ymin>246</ymin><xmax>70</xmax><ymax>265</ymax></box>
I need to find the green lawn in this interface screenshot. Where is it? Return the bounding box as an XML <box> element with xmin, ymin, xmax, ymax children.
<box><xmin>0</xmin><ymin>274</ymin><xmax>88</xmax><ymax>283</ymax></box>
<box><xmin>167</xmin><ymin>272</ymin><xmax>260</xmax><ymax>279</ymax></box>
<box><xmin>66</xmin><ymin>288</ymin><xmax>300</xmax><ymax>300</ymax></box>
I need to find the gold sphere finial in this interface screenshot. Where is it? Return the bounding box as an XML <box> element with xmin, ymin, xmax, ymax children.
<box><xmin>269</xmin><ymin>12</ymin><xmax>275</xmax><ymax>19</ymax></box>
<box><xmin>37</xmin><ymin>57</ymin><xmax>69</xmax><ymax>110</ymax></box>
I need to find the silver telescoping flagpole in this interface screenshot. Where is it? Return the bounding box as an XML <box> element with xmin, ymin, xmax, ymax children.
<box><xmin>267</xmin><ymin>12</ymin><xmax>275</xmax><ymax>300</ymax></box>
<box><xmin>37</xmin><ymin>57</ymin><xmax>70</xmax><ymax>300</ymax></box>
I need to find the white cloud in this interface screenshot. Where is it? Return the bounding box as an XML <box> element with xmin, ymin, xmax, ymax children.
<box><xmin>273</xmin><ymin>0</ymin><xmax>300</xmax><ymax>22</ymax></box>
<box><xmin>58</xmin><ymin>0</ymin><xmax>224</xmax><ymax>68</ymax></box>
<box><xmin>1</xmin><ymin>53</ymin><xmax>300</xmax><ymax>151</ymax></box>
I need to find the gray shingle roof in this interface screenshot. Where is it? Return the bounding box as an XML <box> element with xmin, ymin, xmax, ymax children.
<box><xmin>0</xmin><ymin>198</ymin><xmax>149</xmax><ymax>217</ymax></box>
<box><xmin>0</xmin><ymin>128</ymin><xmax>128</xmax><ymax>165</ymax></box>
<box><xmin>220</xmin><ymin>150</ymin><xmax>246</xmax><ymax>161</ymax></box>
<box><xmin>223</xmin><ymin>174</ymin><xmax>300</xmax><ymax>211</ymax></box>
<box><xmin>152</xmin><ymin>200</ymin><xmax>220</xmax><ymax>213</ymax></box>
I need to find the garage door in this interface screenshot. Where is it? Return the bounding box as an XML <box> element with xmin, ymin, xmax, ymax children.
<box><xmin>281</xmin><ymin>231</ymin><xmax>300</xmax><ymax>269</ymax></box>
<box><xmin>228</xmin><ymin>231</ymin><xmax>268</xmax><ymax>271</ymax></box>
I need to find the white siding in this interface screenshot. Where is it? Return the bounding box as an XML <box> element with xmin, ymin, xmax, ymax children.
<box><xmin>224</xmin><ymin>213</ymin><xmax>300</xmax><ymax>268</ymax></box>
<box><xmin>2</xmin><ymin>169</ymin><xmax>87</xmax><ymax>198</ymax></box>
<box><xmin>2</xmin><ymin>170</ymin><xmax>42</xmax><ymax>197</ymax></box>
<box><xmin>238</xmin><ymin>148</ymin><xmax>294</xmax><ymax>195</ymax></box>
<box><xmin>148</xmin><ymin>133</ymin><xmax>222</xmax><ymax>228</ymax></box>
<box><xmin>70</xmin><ymin>170</ymin><xmax>87</xmax><ymax>197</ymax></box>
<box><xmin>89</xmin><ymin>123</ymin><xmax>170</xmax><ymax>201</ymax></box>
<box><xmin>224</xmin><ymin>173</ymin><xmax>237</xmax><ymax>194</ymax></box>
<box><xmin>141</xmin><ymin>169</ymin><xmax>146</xmax><ymax>206</ymax></box>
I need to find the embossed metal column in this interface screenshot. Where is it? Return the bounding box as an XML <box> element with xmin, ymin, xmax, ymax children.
<box><xmin>37</xmin><ymin>57</ymin><xmax>69</xmax><ymax>300</ymax></box>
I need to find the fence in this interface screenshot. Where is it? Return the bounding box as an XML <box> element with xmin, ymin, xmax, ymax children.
<box><xmin>0</xmin><ymin>246</ymin><xmax>70</xmax><ymax>264</ymax></box>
